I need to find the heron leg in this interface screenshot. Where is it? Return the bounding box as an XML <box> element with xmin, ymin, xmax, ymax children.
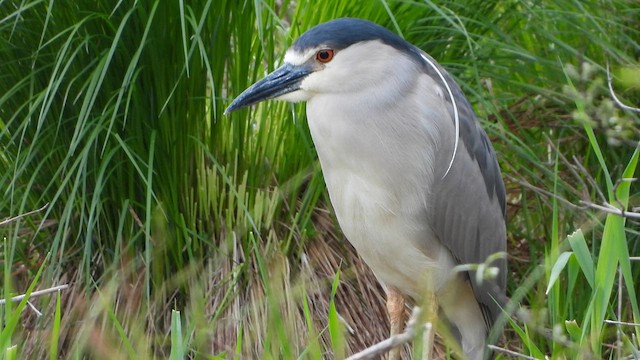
<box><xmin>422</xmin><ymin>290</ymin><xmax>438</xmax><ymax>360</ymax></box>
<box><xmin>386</xmin><ymin>286</ymin><xmax>405</xmax><ymax>360</ymax></box>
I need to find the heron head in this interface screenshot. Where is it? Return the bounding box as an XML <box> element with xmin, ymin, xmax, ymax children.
<box><xmin>224</xmin><ymin>18</ymin><xmax>422</xmax><ymax>113</ymax></box>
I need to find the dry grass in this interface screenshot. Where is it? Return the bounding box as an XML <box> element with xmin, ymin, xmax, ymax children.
<box><xmin>12</xmin><ymin>209</ymin><xmax>485</xmax><ymax>359</ymax></box>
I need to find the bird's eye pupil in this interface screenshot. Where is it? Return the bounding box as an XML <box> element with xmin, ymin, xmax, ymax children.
<box><xmin>316</xmin><ymin>49</ymin><xmax>334</xmax><ymax>63</ymax></box>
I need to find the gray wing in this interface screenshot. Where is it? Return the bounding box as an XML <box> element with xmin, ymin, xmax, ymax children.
<box><xmin>420</xmin><ymin>51</ymin><xmax>508</xmax><ymax>328</ymax></box>
<box><xmin>431</xmin><ymin>121</ymin><xmax>507</xmax><ymax>329</ymax></box>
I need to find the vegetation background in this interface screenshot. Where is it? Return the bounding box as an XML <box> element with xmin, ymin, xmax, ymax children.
<box><xmin>1</xmin><ymin>0</ymin><xmax>639</xmax><ymax>358</ymax></box>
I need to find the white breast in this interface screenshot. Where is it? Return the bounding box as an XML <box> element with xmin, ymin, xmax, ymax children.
<box><xmin>305</xmin><ymin>73</ymin><xmax>458</xmax><ymax>299</ymax></box>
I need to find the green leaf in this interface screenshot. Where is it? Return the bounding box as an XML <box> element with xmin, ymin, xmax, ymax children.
<box><xmin>300</xmin><ymin>288</ymin><xmax>322</xmax><ymax>360</ymax></box>
<box><xmin>546</xmin><ymin>251</ymin><xmax>573</xmax><ymax>295</ymax></box>
<box><xmin>328</xmin><ymin>269</ymin><xmax>344</xmax><ymax>359</ymax></box>
<box><xmin>5</xmin><ymin>345</ymin><xmax>17</xmax><ymax>360</ymax></box>
<box><xmin>170</xmin><ymin>310</ymin><xmax>184</xmax><ymax>360</ymax></box>
<box><xmin>616</xmin><ymin>145</ymin><xmax>640</xmax><ymax>340</ymax></box>
<box><xmin>567</xmin><ymin>229</ymin><xmax>594</xmax><ymax>289</ymax></box>
<box><xmin>565</xmin><ymin>320</ymin><xmax>582</xmax><ymax>342</ymax></box>
<box><xmin>49</xmin><ymin>290</ymin><xmax>63</xmax><ymax>360</ymax></box>
<box><xmin>590</xmin><ymin>146</ymin><xmax>638</xmax><ymax>355</ymax></box>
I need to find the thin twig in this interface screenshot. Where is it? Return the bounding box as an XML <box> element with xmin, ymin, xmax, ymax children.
<box><xmin>613</xmin><ymin>178</ymin><xmax>638</xmax><ymax>213</ymax></box>
<box><xmin>605</xmin><ymin>320</ymin><xmax>640</xmax><ymax>327</ymax></box>
<box><xmin>607</xmin><ymin>62</ymin><xmax>640</xmax><ymax>113</ymax></box>
<box><xmin>0</xmin><ymin>203</ymin><xmax>49</xmax><ymax>227</ymax></box>
<box><xmin>26</xmin><ymin>301</ymin><xmax>43</xmax><ymax>317</ymax></box>
<box><xmin>0</xmin><ymin>284</ymin><xmax>69</xmax><ymax>305</ymax></box>
<box><xmin>580</xmin><ymin>201</ymin><xmax>640</xmax><ymax>219</ymax></box>
<box><xmin>487</xmin><ymin>345</ymin><xmax>538</xmax><ymax>359</ymax></box>
<box><xmin>572</xmin><ymin>156</ymin><xmax>608</xmax><ymax>205</ymax></box>
<box><xmin>346</xmin><ymin>307</ymin><xmax>423</xmax><ymax>360</ymax></box>
<box><xmin>508</xmin><ymin>175</ymin><xmax>584</xmax><ymax>210</ymax></box>
<box><xmin>555</xmin><ymin>150</ymin><xmax>591</xmax><ymax>200</ymax></box>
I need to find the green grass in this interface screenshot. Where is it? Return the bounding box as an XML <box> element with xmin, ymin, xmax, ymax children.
<box><xmin>1</xmin><ymin>0</ymin><xmax>639</xmax><ymax>358</ymax></box>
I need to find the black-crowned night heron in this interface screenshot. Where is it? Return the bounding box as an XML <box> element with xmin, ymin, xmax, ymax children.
<box><xmin>226</xmin><ymin>18</ymin><xmax>507</xmax><ymax>360</ymax></box>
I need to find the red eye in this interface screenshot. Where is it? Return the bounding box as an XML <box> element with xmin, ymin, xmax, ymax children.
<box><xmin>316</xmin><ymin>49</ymin><xmax>334</xmax><ymax>63</ymax></box>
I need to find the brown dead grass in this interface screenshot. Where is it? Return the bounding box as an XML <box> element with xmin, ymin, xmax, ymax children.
<box><xmin>15</xmin><ymin>209</ymin><xmax>511</xmax><ymax>359</ymax></box>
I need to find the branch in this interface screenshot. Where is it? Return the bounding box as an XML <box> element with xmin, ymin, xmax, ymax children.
<box><xmin>26</xmin><ymin>301</ymin><xmax>43</xmax><ymax>317</ymax></box>
<box><xmin>606</xmin><ymin>62</ymin><xmax>640</xmax><ymax>113</ymax></box>
<box><xmin>605</xmin><ymin>319</ymin><xmax>640</xmax><ymax>327</ymax></box>
<box><xmin>346</xmin><ymin>307</ymin><xmax>426</xmax><ymax>360</ymax></box>
<box><xmin>0</xmin><ymin>284</ymin><xmax>69</xmax><ymax>305</ymax></box>
<box><xmin>0</xmin><ymin>203</ymin><xmax>49</xmax><ymax>226</ymax></box>
<box><xmin>580</xmin><ymin>200</ymin><xmax>640</xmax><ymax>220</ymax></box>
<box><xmin>487</xmin><ymin>345</ymin><xmax>538</xmax><ymax>360</ymax></box>
<box><xmin>508</xmin><ymin>175</ymin><xmax>584</xmax><ymax>210</ymax></box>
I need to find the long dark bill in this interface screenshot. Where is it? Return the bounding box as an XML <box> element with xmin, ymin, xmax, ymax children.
<box><xmin>224</xmin><ymin>63</ymin><xmax>311</xmax><ymax>114</ymax></box>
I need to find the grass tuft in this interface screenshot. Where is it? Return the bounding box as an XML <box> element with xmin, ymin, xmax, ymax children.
<box><xmin>1</xmin><ymin>0</ymin><xmax>638</xmax><ymax>358</ymax></box>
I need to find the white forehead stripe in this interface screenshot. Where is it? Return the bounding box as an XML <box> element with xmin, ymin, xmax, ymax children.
<box><xmin>284</xmin><ymin>48</ymin><xmax>316</xmax><ymax>66</ymax></box>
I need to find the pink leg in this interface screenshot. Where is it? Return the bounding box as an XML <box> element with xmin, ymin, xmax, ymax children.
<box><xmin>387</xmin><ymin>287</ymin><xmax>405</xmax><ymax>360</ymax></box>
